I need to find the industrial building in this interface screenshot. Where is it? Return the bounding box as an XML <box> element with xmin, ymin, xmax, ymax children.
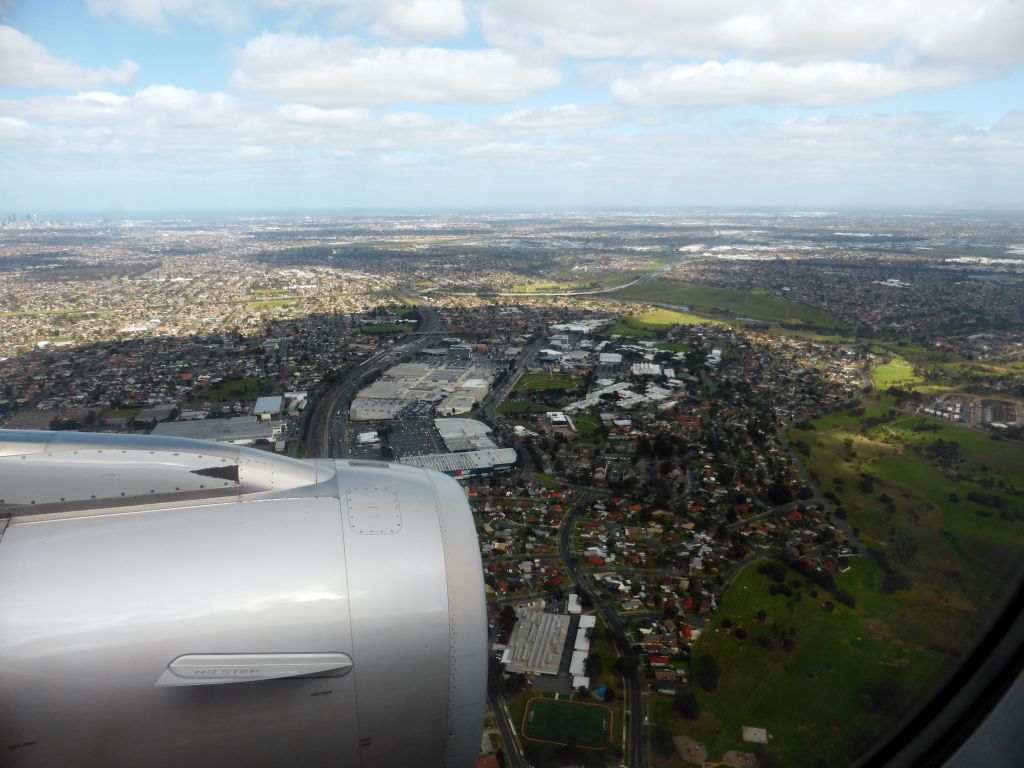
<box><xmin>152</xmin><ymin>415</ymin><xmax>282</xmax><ymax>446</ymax></box>
<box><xmin>434</xmin><ymin>418</ymin><xmax>500</xmax><ymax>452</ymax></box>
<box><xmin>501</xmin><ymin>608</ymin><xmax>571</xmax><ymax>677</ymax></box>
<box><xmin>350</xmin><ymin>362</ymin><xmax>496</xmax><ymax>421</ymax></box>
<box><xmin>398</xmin><ymin>447</ymin><xmax>517</xmax><ymax>478</ymax></box>
<box><xmin>254</xmin><ymin>395</ymin><xmax>283</xmax><ymax>418</ymax></box>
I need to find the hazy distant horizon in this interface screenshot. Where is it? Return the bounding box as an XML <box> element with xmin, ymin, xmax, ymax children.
<box><xmin>8</xmin><ymin>206</ymin><xmax>1024</xmax><ymax>223</ymax></box>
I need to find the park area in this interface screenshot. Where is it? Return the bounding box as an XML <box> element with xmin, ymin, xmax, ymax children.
<box><xmin>613</xmin><ymin>280</ymin><xmax>846</xmax><ymax>329</ymax></box>
<box><xmin>677</xmin><ymin>402</ymin><xmax>1024</xmax><ymax>765</ymax></box>
<box><xmin>608</xmin><ymin>308</ymin><xmax>712</xmax><ymax>338</ymax></box>
<box><xmin>870</xmin><ymin>355</ymin><xmax>922</xmax><ymax>389</ymax></box>
<box><xmin>522</xmin><ymin>697</ymin><xmax>612</xmax><ymax>749</ymax></box>
<box><xmin>514</xmin><ymin>372</ymin><xmax>579</xmax><ymax>391</ymax></box>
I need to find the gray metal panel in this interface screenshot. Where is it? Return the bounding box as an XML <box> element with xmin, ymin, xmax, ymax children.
<box><xmin>335</xmin><ymin>461</ymin><xmax>452</xmax><ymax>766</ymax></box>
<box><xmin>0</xmin><ymin>432</ymin><xmax>487</xmax><ymax>768</ymax></box>
<box><xmin>0</xmin><ymin>497</ymin><xmax>360</xmax><ymax>768</ymax></box>
<box><xmin>0</xmin><ymin>429</ymin><xmax>334</xmax><ymax>517</ymax></box>
<box><xmin>428</xmin><ymin>470</ymin><xmax>489</xmax><ymax>767</ymax></box>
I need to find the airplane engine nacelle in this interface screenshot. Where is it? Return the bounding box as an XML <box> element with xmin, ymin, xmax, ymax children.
<box><xmin>0</xmin><ymin>430</ymin><xmax>487</xmax><ymax>768</ymax></box>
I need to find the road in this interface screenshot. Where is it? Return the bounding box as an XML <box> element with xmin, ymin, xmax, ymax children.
<box><xmin>302</xmin><ymin>290</ymin><xmax>444</xmax><ymax>458</ymax></box>
<box><xmin>488</xmin><ymin>688</ymin><xmax>527</xmax><ymax>768</ymax></box>
<box><xmin>478</xmin><ymin>336</ymin><xmax>545</xmax><ymax>426</ymax></box>
<box><xmin>558</xmin><ymin>491</ymin><xmax>646</xmax><ymax>768</ymax></box>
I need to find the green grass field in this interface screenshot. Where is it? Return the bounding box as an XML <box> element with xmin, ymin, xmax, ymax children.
<box><xmin>725</xmin><ymin>403</ymin><xmax>1024</xmax><ymax>764</ymax></box>
<box><xmin>572</xmin><ymin>414</ymin><xmax>601</xmax><ymax>438</ymax></box>
<box><xmin>688</xmin><ymin>558</ymin><xmax>949</xmax><ymax>765</ymax></box>
<box><xmin>613</xmin><ymin>280</ymin><xmax>845</xmax><ymax>329</ymax></box>
<box><xmin>514</xmin><ymin>372</ymin><xmax>580</xmax><ymax>391</ymax></box>
<box><xmin>871</xmin><ymin>355</ymin><xmax>922</xmax><ymax>389</ymax></box>
<box><xmin>522</xmin><ymin>698</ymin><xmax>611</xmax><ymax>748</ymax></box>
<box><xmin>609</xmin><ymin>308</ymin><xmax>713</xmax><ymax>338</ymax></box>
<box><xmin>687</xmin><ymin>404</ymin><xmax>1024</xmax><ymax>764</ymax></box>
<box><xmin>195</xmin><ymin>377</ymin><xmax>274</xmax><ymax>401</ymax></box>
<box><xmin>508</xmin><ymin>280</ymin><xmax>586</xmax><ymax>294</ymax></box>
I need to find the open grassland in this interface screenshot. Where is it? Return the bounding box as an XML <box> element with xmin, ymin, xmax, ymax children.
<box><xmin>609</xmin><ymin>308</ymin><xmax>715</xmax><ymax>338</ymax></box>
<box><xmin>195</xmin><ymin>377</ymin><xmax>274</xmax><ymax>401</ymax></box>
<box><xmin>514</xmin><ymin>372</ymin><xmax>580</xmax><ymax>391</ymax></box>
<box><xmin>694</xmin><ymin>405</ymin><xmax>1024</xmax><ymax>765</ymax></box>
<box><xmin>871</xmin><ymin>355</ymin><xmax>923</xmax><ymax>389</ymax></box>
<box><xmin>741</xmin><ymin>404</ymin><xmax>1024</xmax><ymax>764</ymax></box>
<box><xmin>613</xmin><ymin>280</ymin><xmax>846</xmax><ymax>329</ymax></box>
<box><xmin>572</xmin><ymin>413</ymin><xmax>601</xmax><ymax>438</ymax></box>
<box><xmin>508</xmin><ymin>280</ymin><xmax>586</xmax><ymax>294</ymax></box>
<box><xmin>688</xmin><ymin>559</ymin><xmax>949</xmax><ymax>766</ymax></box>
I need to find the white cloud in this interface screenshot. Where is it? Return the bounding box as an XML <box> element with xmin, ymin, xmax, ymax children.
<box><xmin>371</xmin><ymin>0</ymin><xmax>468</xmax><ymax>41</ymax></box>
<box><xmin>118</xmin><ymin>0</ymin><xmax>472</xmax><ymax>40</ymax></box>
<box><xmin>612</xmin><ymin>60</ymin><xmax>973</xmax><ymax>108</ymax></box>
<box><xmin>230</xmin><ymin>33</ymin><xmax>559</xmax><ymax>106</ymax></box>
<box><xmin>86</xmin><ymin>0</ymin><xmax>247</xmax><ymax>30</ymax></box>
<box><xmin>481</xmin><ymin>0</ymin><xmax>1024</xmax><ymax>66</ymax></box>
<box><xmin>276</xmin><ymin>103</ymin><xmax>374</xmax><ymax>127</ymax></box>
<box><xmin>2</xmin><ymin>82</ymin><xmax>1020</xmax><ymax>208</ymax></box>
<box><xmin>491</xmin><ymin>104</ymin><xmax>618</xmax><ymax>133</ymax></box>
<box><xmin>0</xmin><ymin>26</ymin><xmax>137</xmax><ymax>89</ymax></box>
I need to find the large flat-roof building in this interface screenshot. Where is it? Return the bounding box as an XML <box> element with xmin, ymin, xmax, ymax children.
<box><xmin>434</xmin><ymin>418</ymin><xmax>499</xmax><ymax>452</ymax></box>
<box><xmin>398</xmin><ymin>447</ymin><xmax>517</xmax><ymax>478</ymax></box>
<box><xmin>152</xmin><ymin>415</ymin><xmax>282</xmax><ymax>446</ymax></box>
<box><xmin>501</xmin><ymin>609</ymin><xmax>571</xmax><ymax>676</ymax></box>
<box><xmin>350</xmin><ymin>362</ymin><xmax>497</xmax><ymax>421</ymax></box>
<box><xmin>253</xmin><ymin>395</ymin><xmax>283</xmax><ymax>417</ymax></box>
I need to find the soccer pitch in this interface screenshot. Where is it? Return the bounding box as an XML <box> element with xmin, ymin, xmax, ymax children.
<box><xmin>522</xmin><ymin>697</ymin><xmax>612</xmax><ymax>748</ymax></box>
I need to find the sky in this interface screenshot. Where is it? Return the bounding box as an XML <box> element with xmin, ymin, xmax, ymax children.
<box><xmin>0</xmin><ymin>0</ymin><xmax>1022</xmax><ymax>214</ymax></box>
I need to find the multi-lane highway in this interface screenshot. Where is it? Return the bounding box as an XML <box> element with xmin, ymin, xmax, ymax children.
<box><xmin>303</xmin><ymin>292</ymin><xmax>443</xmax><ymax>458</ymax></box>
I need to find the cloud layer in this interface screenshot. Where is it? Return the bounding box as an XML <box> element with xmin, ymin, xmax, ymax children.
<box><xmin>0</xmin><ymin>26</ymin><xmax>137</xmax><ymax>89</ymax></box>
<box><xmin>230</xmin><ymin>33</ymin><xmax>559</xmax><ymax>106</ymax></box>
<box><xmin>612</xmin><ymin>60</ymin><xmax>973</xmax><ymax>108</ymax></box>
<box><xmin>2</xmin><ymin>1</ymin><xmax>1022</xmax><ymax>209</ymax></box>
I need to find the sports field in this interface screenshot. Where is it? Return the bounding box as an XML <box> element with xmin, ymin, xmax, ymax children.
<box><xmin>522</xmin><ymin>697</ymin><xmax>611</xmax><ymax>748</ymax></box>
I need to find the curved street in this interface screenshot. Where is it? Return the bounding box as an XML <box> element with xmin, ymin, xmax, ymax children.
<box><xmin>558</xmin><ymin>492</ymin><xmax>646</xmax><ymax>768</ymax></box>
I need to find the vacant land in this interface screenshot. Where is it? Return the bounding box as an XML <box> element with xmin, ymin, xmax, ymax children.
<box><xmin>610</xmin><ymin>308</ymin><xmax>713</xmax><ymax>338</ymax></box>
<box><xmin>871</xmin><ymin>355</ymin><xmax>922</xmax><ymax>389</ymax></box>
<box><xmin>523</xmin><ymin>697</ymin><xmax>611</xmax><ymax>748</ymax></box>
<box><xmin>195</xmin><ymin>377</ymin><xmax>274</xmax><ymax>401</ymax></box>
<box><xmin>514</xmin><ymin>372</ymin><xmax>580</xmax><ymax>391</ymax></box>
<box><xmin>614</xmin><ymin>280</ymin><xmax>845</xmax><ymax>329</ymax></box>
<box><xmin>688</xmin><ymin>558</ymin><xmax>949</xmax><ymax>766</ymax></box>
<box><xmin>712</xmin><ymin>405</ymin><xmax>1024</xmax><ymax>764</ymax></box>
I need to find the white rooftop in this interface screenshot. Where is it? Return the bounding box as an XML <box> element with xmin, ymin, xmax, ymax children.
<box><xmin>501</xmin><ymin>609</ymin><xmax>571</xmax><ymax>676</ymax></box>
